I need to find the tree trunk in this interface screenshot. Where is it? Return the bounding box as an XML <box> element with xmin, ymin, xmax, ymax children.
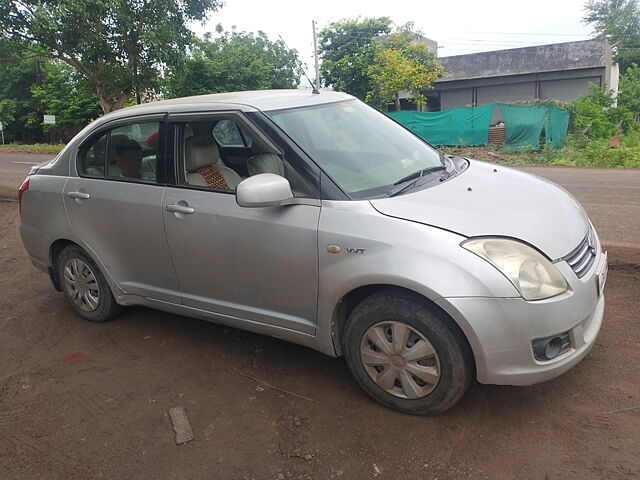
<box><xmin>96</xmin><ymin>83</ymin><xmax>131</xmax><ymax>114</ymax></box>
<box><xmin>395</xmin><ymin>92</ymin><xmax>401</xmax><ymax>112</ymax></box>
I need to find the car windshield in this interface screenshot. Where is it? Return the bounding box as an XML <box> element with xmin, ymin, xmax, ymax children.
<box><xmin>266</xmin><ymin>99</ymin><xmax>444</xmax><ymax>198</ymax></box>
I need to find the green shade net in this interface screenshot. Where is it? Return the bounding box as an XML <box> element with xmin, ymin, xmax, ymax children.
<box><xmin>387</xmin><ymin>104</ymin><xmax>495</xmax><ymax>146</ymax></box>
<box><xmin>498</xmin><ymin>103</ymin><xmax>570</xmax><ymax>151</ymax></box>
<box><xmin>544</xmin><ymin>105</ymin><xmax>570</xmax><ymax>149</ymax></box>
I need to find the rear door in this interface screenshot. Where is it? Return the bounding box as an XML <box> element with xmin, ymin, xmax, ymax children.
<box><xmin>63</xmin><ymin>116</ymin><xmax>181</xmax><ymax>303</ymax></box>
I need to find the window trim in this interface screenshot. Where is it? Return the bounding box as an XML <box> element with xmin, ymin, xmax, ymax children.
<box><xmin>211</xmin><ymin>118</ymin><xmax>251</xmax><ymax>148</ymax></box>
<box><xmin>75</xmin><ymin>113</ymin><xmax>168</xmax><ymax>186</ymax></box>
<box><xmin>168</xmin><ymin>110</ymin><xmax>282</xmax><ymax>155</ymax></box>
<box><xmin>169</xmin><ymin>110</ymin><xmax>317</xmax><ymax>196</ymax></box>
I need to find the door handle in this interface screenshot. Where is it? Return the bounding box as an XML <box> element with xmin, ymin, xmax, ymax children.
<box><xmin>165</xmin><ymin>204</ymin><xmax>195</xmax><ymax>214</ymax></box>
<box><xmin>67</xmin><ymin>191</ymin><xmax>90</xmax><ymax>199</ymax></box>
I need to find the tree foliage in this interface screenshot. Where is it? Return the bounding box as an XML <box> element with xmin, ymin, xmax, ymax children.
<box><xmin>318</xmin><ymin>17</ymin><xmax>392</xmax><ymax>100</ymax></box>
<box><xmin>31</xmin><ymin>61</ymin><xmax>102</xmax><ymax>129</ymax></box>
<box><xmin>0</xmin><ymin>38</ymin><xmax>42</xmax><ymax>142</ymax></box>
<box><xmin>618</xmin><ymin>62</ymin><xmax>640</xmax><ymax>115</ymax></box>
<box><xmin>0</xmin><ymin>0</ymin><xmax>222</xmax><ymax>112</ymax></box>
<box><xmin>583</xmin><ymin>0</ymin><xmax>640</xmax><ymax>72</ymax></box>
<box><xmin>366</xmin><ymin>27</ymin><xmax>443</xmax><ymax>111</ymax></box>
<box><xmin>568</xmin><ymin>84</ymin><xmax>636</xmax><ymax>138</ymax></box>
<box><xmin>0</xmin><ymin>37</ymin><xmax>101</xmax><ymax>143</ymax></box>
<box><xmin>166</xmin><ymin>27</ymin><xmax>302</xmax><ymax>98</ymax></box>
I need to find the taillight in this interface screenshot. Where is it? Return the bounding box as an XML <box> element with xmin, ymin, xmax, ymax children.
<box><xmin>18</xmin><ymin>176</ymin><xmax>30</xmax><ymax>214</ymax></box>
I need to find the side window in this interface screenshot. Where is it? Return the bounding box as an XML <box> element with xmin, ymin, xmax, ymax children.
<box><xmin>182</xmin><ymin>117</ymin><xmax>284</xmax><ymax>193</ymax></box>
<box><xmin>79</xmin><ymin>132</ymin><xmax>107</xmax><ymax>178</ymax></box>
<box><xmin>107</xmin><ymin>122</ymin><xmax>160</xmax><ymax>182</ymax></box>
<box><xmin>212</xmin><ymin>120</ymin><xmax>252</xmax><ymax>147</ymax></box>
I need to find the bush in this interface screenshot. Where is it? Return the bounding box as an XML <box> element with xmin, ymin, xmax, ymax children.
<box><xmin>568</xmin><ymin>84</ymin><xmax>637</xmax><ymax>139</ymax></box>
<box><xmin>550</xmin><ymin>132</ymin><xmax>640</xmax><ymax>168</ymax></box>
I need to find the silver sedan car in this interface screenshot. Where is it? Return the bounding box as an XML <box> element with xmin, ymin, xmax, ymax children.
<box><xmin>18</xmin><ymin>90</ymin><xmax>607</xmax><ymax>415</ymax></box>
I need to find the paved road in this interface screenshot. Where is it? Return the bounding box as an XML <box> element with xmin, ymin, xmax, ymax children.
<box><xmin>1</xmin><ymin>151</ymin><xmax>638</xmax><ymax>248</ymax></box>
<box><xmin>0</xmin><ymin>151</ymin><xmax>53</xmax><ymax>196</ymax></box>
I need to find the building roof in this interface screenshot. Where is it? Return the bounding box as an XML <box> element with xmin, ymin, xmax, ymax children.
<box><xmin>436</xmin><ymin>39</ymin><xmax>611</xmax><ymax>83</ymax></box>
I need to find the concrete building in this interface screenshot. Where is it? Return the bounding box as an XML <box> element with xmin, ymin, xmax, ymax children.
<box><xmin>430</xmin><ymin>39</ymin><xmax>619</xmax><ymax>114</ymax></box>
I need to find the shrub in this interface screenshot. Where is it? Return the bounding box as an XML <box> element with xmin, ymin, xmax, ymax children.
<box><xmin>568</xmin><ymin>84</ymin><xmax>637</xmax><ymax>139</ymax></box>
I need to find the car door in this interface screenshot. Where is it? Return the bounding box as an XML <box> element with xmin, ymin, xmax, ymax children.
<box><xmin>162</xmin><ymin>112</ymin><xmax>321</xmax><ymax>334</ymax></box>
<box><xmin>63</xmin><ymin>116</ymin><xmax>181</xmax><ymax>303</ymax></box>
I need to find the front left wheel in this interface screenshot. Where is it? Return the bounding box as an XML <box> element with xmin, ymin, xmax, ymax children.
<box><xmin>57</xmin><ymin>245</ymin><xmax>121</xmax><ymax>322</ymax></box>
<box><xmin>343</xmin><ymin>290</ymin><xmax>474</xmax><ymax>415</ymax></box>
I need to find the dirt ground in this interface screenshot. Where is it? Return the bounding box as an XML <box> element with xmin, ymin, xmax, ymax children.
<box><xmin>1</xmin><ymin>199</ymin><xmax>639</xmax><ymax>480</ymax></box>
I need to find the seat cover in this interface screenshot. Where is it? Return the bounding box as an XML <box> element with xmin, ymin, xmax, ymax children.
<box><xmin>247</xmin><ymin>153</ymin><xmax>285</xmax><ymax>177</ymax></box>
<box><xmin>185</xmin><ymin>134</ymin><xmax>242</xmax><ymax>189</ymax></box>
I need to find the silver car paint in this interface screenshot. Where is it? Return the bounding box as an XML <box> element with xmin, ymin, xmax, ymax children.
<box><xmin>63</xmin><ymin>178</ymin><xmax>181</xmax><ymax>303</ymax></box>
<box><xmin>371</xmin><ymin>160</ymin><xmax>589</xmax><ymax>259</ymax></box>
<box><xmin>162</xmin><ymin>186</ymin><xmax>320</xmax><ymax>334</ymax></box>
<box><xmin>18</xmin><ymin>90</ymin><xmax>604</xmax><ymax>388</ymax></box>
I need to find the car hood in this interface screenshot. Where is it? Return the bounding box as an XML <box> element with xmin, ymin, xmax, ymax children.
<box><xmin>370</xmin><ymin>159</ymin><xmax>589</xmax><ymax>259</ymax></box>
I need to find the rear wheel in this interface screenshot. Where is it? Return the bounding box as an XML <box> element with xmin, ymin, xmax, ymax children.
<box><xmin>57</xmin><ymin>245</ymin><xmax>121</xmax><ymax>322</ymax></box>
<box><xmin>343</xmin><ymin>290</ymin><xmax>473</xmax><ymax>415</ymax></box>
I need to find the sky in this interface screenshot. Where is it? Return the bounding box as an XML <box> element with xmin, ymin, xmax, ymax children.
<box><xmin>191</xmin><ymin>0</ymin><xmax>595</xmax><ymax>87</ymax></box>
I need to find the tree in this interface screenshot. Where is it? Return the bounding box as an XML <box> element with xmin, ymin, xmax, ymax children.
<box><xmin>366</xmin><ymin>27</ymin><xmax>443</xmax><ymax>111</ymax></box>
<box><xmin>166</xmin><ymin>27</ymin><xmax>302</xmax><ymax>98</ymax></box>
<box><xmin>318</xmin><ymin>17</ymin><xmax>392</xmax><ymax>100</ymax></box>
<box><xmin>0</xmin><ymin>0</ymin><xmax>222</xmax><ymax>113</ymax></box>
<box><xmin>583</xmin><ymin>0</ymin><xmax>640</xmax><ymax>72</ymax></box>
<box><xmin>618</xmin><ymin>63</ymin><xmax>640</xmax><ymax>117</ymax></box>
<box><xmin>0</xmin><ymin>38</ymin><xmax>43</xmax><ymax>142</ymax></box>
<box><xmin>31</xmin><ymin>61</ymin><xmax>102</xmax><ymax>130</ymax></box>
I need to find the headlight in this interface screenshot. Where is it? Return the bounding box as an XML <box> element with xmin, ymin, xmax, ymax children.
<box><xmin>461</xmin><ymin>238</ymin><xmax>568</xmax><ymax>301</ymax></box>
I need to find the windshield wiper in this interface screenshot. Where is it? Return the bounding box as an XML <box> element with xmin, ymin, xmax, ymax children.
<box><xmin>388</xmin><ymin>165</ymin><xmax>446</xmax><ymax>197</ymax></box>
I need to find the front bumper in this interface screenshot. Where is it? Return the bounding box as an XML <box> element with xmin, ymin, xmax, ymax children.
<box><xmin>436</xmin><ymin>249</ymin><xmax>606</xmax><ymax>386</ymax></box>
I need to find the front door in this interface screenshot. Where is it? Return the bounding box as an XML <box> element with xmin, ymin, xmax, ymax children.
<box><xmin>162</xmin><ymin>114</ymin><xmax>320</xmax><ymax>334</ymax></box>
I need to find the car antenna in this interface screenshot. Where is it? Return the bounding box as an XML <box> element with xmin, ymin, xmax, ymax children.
<box><xmin>279</xmin><ymin>34</ymin><xmax>320</xmax><ymax>94</ymax></box>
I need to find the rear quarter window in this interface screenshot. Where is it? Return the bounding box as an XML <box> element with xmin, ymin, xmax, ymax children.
<box><xmin>78</xmin><ymin>132</ymin><xmax>107</xmax><ymax>178</ymax></box>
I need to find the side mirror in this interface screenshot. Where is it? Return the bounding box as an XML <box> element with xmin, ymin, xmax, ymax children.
<box><xmin>236</xmin><ymin>173</ymin><xmax>294</xmax><ymax>208</ymax></box>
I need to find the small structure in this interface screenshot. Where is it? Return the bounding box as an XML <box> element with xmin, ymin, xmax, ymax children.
<box><xmin>430</xmin><ymin>39</ymin><xmax>619</xmax><ymax>113</ymax></box>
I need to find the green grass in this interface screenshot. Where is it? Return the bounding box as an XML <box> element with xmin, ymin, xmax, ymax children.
<box><xmin>442</xmin><ymin>132</ymin><xmax>640</xmax><ymax>168</ymax></box>
<box><xmin>0</xmin><ymin>143</ymin><xmax>65</xmax><ymax>155</ymax></box>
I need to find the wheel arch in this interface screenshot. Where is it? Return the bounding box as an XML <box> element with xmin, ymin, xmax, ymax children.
<box><xmin>48</xmin><ymin>239</ymin><xmax>77</xmax><ymax>291</ymax></box>
<box><xmin>329</xmin><ymin>284</ymin><xmax>478</xmax><ymax>376</ymax></box>
<box><xmin>48</xmin><ymin>239</ymin><xmax>121</xmax><ymax>300</ymax></box>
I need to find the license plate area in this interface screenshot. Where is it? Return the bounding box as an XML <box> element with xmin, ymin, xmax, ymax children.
<box><xmin>597</xmin><ymin>251</ymin><xmax>608</xmax><ymax>297</ymax></box>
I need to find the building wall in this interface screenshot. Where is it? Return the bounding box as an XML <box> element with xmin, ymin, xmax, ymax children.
<box><xmin>437</xmin><ymin>68</ymin><xmax>607</xmax><ymax>114</ymax></box>
<box><xmin>539</xmin><ymin>76</ymin><xmax>602</xmax><ymax>102</ymax></box>
<box><xmin>433</xmin><ymin>39</ymin><xmax>617</xmax><ymax>113</ymax></box>
<box><xmin>440</xmin><ymin>88</ymin><xmax>473</xmax><ymax>110</ymax></box>
<box><xmin>476</xmin><ymin>82</ymin><xmax>536</xmax><ymax>105</ymax></box>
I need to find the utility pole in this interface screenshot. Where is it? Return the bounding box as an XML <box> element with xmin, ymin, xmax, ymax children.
<box><xmin>312</xmin><ymin>20</ymin><xmax>321</xmax><ymax>92</ymax></box>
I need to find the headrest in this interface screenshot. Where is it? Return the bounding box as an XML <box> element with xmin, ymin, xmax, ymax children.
<box><xmin>107</xmin><ymin>134</ymin><xmax>131</xmax><ymax>163</ymax></box>
<box><xmin>247</xmin><ymin>153</ymin><xmax>285</xmax><ymax>177</ymax></box>
<box><xmin>185</xmin><ymin>134</ymin><xmax>222</xmax><ymax>171</ymax></box>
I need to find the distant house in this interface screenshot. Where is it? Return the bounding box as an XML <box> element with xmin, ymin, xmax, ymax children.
<box><xmin>428</xmin><ymin>39</ymin><xmax>619</xmax><ymax>115</ymax></box>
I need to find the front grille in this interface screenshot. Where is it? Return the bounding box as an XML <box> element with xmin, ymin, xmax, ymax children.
<box><xmin>563</xmin><ymin>226</ymin><xmax>597</xmax><ymax>278</ymax></box>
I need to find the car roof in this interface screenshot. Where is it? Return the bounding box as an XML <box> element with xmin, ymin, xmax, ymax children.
<box><xmin>114</xmin><ymin>89</ymin><xmax>354</xmax><ymax>116</ymax></box>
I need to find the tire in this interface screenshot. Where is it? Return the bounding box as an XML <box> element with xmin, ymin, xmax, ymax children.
<box><xmin>343</xmin><ymin>290</ymin><xmax>474</xmax><ymax>415</ymax></box>
<box><xmin>57</xmin><ymin>245</ymin><xmax>122</xmax><ymax>323</ymax></box>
